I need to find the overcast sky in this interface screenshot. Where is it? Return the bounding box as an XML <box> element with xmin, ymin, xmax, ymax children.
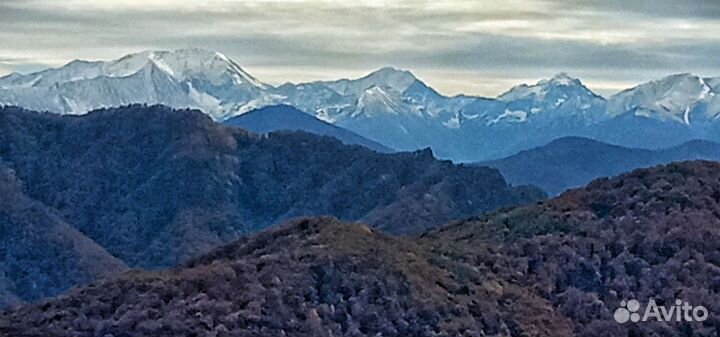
<box><xmin>1</xmin><ymin>0</ymin><xmax>719</xmax><ymax>97</ymax></box>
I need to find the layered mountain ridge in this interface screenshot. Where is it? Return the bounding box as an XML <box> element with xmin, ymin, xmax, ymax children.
<box><xmin>223</xmin><ymin>104</ymin><xmax>392</xmax><ymax>153</ymax></box>
<box><xmin>5</xmin><ymin>160</ymin><xmax>720</xmax><ymax>336</ymax></box>
<box><xmin>2</xmin><ymin>49</ymin><xmax>720</xmax><ymax>161</ymax></box>
<box><xmin>481</xmin><ymin>136</ymin><xmax>720</xmax><ymax>195</ymax></box>
<box><xmin>0</xmin><ymin>105</ymin><xmax>541</xmax><ymax>273</ymax></box>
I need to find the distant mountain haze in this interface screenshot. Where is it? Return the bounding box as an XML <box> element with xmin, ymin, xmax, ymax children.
<box><xmin>224</xmin><ymin>105</ymin><xmax>393</xmax><ymax>153</ymax></box>
<box><xmin>2</xmin><ymin>49</ymin><xmax>720</xmax><ymax>161</ymax></box>
<box><xmin>480</xmin><ymin>136</ymin><xmax>720</xmax><ymax>195</ymax></box>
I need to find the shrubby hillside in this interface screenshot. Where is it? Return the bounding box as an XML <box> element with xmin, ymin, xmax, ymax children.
<box><xmin>427</xmin><ymin>161</ymin><xmax>720</xmax><ymax>336</ymax></box>
<box><xmin>5</xmin><ymin>161</ymin><xmax>720</xmax><ymax>336</ymax></box>
<box><xmin>0</xmin><ymin>217</ymin><xmax>573</xmax><ymax>337</ymax></box>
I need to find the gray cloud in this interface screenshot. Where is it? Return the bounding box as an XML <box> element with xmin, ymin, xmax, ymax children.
<box><xmin>547</xmin><ymin>0</ymin><xmax>720</xmax><ymax>20</ymax></box>
<box><xmin>0</xmin><ymin>0</ymin><xmax>718</xmax><ymax>96</ymax></box>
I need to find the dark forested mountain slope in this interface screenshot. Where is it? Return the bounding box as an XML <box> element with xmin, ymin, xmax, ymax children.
<box><xmin>224</xmin><ymin>104</ymin><xmax>393</xmax><ymax>153</ymax></box>
<box><xmin>480</xmin><ymin>136</ymin><xmax>720</xmax><ymax>195</ymax></box>
<box><xmin>0</xmin><ymin>105</ymin><xmax>250</xmax><ymax>269</ymax></box>
<box><xmin>6</xmin><ymin>161</ymin><xmax>720</xmax><ymax>337</ymax></box>
<box><xmin>0</xmin><ymin>105</ymin><xmax>542</xmax><ymax>269</ymax></box>
<box><xmin>0</xmin><ymin>166</ymin><xmax>127</xmax><ymax>307</ymax></box>
<box><xmin>0</xmin><ymin>217</ymin><xmax>573</xmax><ymax>337</ymax></box>
<box><xmin>426</xmin><ymin>160</ymin><xmax>720</xmax><ymax>337</ymax></box>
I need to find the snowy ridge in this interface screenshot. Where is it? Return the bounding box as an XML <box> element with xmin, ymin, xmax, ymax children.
<box><xmin>2</xmin><ymin>49</ymin><xmax>720</xmax><ymax>161</ymax></box>
<box><xmin>498</xmin><ymin>72</ymin><xmax>584</xmax><ymax>101</ymax></box>
<box><xmin>608</xmin><ymin>73</ymin><xmax>720</xmax><ymax>124</ymax></box>
<box><xmin>0</xmin><ymin>49</ymin><xmax>268</xmax><ymax>89</ymax></box>
<box><xmin>491</xmin><ymin>72</ymin><xmax>607</xmax><ymax>125</ymax></box>
<box><xmin>0</xmin><ymin>49</ymin><xmax>270</xmax><ymax>120</ymax></box>
<box><xmin>707</xmin><ymin>77</ymin><xmax>720</xmax><ymax>92</ymax></box>
<box><xmin>324</xmin><ymin>67</ymin><xmax>418</xmax><ymax>96</ymax></box>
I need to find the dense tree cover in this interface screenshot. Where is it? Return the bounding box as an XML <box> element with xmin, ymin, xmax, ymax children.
<box><xmin>427</xmin><ymin>161</ymin><xmax>720</xmax><ymax>336</ymax></box>
<box><xmin>5</xmin><ymin>161</ymin><xmax>720</xmax><ymax>336</ymax></box>
<box><xmin>0</xmin><ymin>105</ymin><xmax>541</xmax><ymax>306</ymax></box>
<box><xmin>1</xmin><ymin>218</ymin><xmax>572</xmax><ymax>337</ymax></box>
<box><xmin>0</xmin><ymin>105</ymin><xmax>541</xmax><ymax>268</ymax></box>
<box><xmin>0</xmin><ymin>166</ymin><xmax>126</xmax><ymax>308</ymax></box>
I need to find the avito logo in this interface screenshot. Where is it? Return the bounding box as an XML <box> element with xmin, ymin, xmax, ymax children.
<box><xmin>614</xmin><ymin>299</ymin><xmax>708</xmax><ymax>323</ymax></box>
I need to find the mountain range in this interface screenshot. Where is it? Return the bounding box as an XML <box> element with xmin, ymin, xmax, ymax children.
<box><xmin>481</xmin><ymin>136</ymin><xmax>720</xmax><ymax>195</ymax></box>
<box><xmin>2</xmin><ymin>49</ymin><xmax>720</xmax><ymax>161</ymax></box>
<box><xmin>0</xmin><ymin>105</ymin><xmax>541</xmax><ymax>306</ymax></box>
<box><xmin>223</xmin><ymin>105</ymin><xmax>392</xmax><ymax>153</ymax></box>
<box><xmin>4</xmin><ymin>160</ymin><xmax>720</xmax><ymax>337</ymax></box>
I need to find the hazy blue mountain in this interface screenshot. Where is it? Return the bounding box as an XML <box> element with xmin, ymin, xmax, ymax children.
<box><xmin>496</xmin><ymin>72</ymin><xmax>608</xmax><ymax>124</ymax></box>
<box><xmin>480</xmin><ymin>136</ymin><xmax>720</xmax><ymax>195</ymax></box>
<box><xmin>274</xmin><ymin>67</ymin><xmax>476</xmax><ymax>155</ymax></box>
<box><xmin>224</xmin><ymin>104</ymin><xmax>393</xmax><ymax>153</ymax></box>
<box><xmin>584</xmin><ymin>112</ymin><xmax>705</xmax><ymax>149</ymax></box>
<box><xmin>280</xmin><ymin>71</ymin><xmax>720</xmax><ymax>161</ymax></box>
<box><xmin>3</xmin><ymin>48</ymin><xmax>720</xmax><ymax>161</ymax></box>
<box><xmin>452</xmin><ymin>74</ymin><xmax>611</xmax><ymax>160</ymax></box>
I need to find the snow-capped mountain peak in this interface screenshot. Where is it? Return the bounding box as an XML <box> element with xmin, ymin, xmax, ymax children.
<box><xmin>0</xmin><ymin>49</ymin><xmax>275</xmax><ymax>120</ymax></box>
<box><xmin>0</xmin><ymin>59</ymin><xmax>104</xmax><ymax>89</ymax></box>
<box><xmin>3</xmin><ymin>50</ymin><xmax>720</xmax><ymax>162</ymax></box>
<box><xmin>489</xmin><ymin>72</ymin><xmax>607</xmax><ymax>126</ymax></box>
<box><xmin>539</xmin><ymin>72</ymin><xmax>582</xmax><ymax>87</ymax></box>
<box><xmin>0</xmin><ymin>49</ymin><xmax>269</xmax><ymax>91</ymax></box>
<box><xmin>611</xmin><ymin>73</ymin><xmax>713</xmax><ymax>102</ymax></box>
<box><xmin>355</xmin><ymin>85</ymin><xmax>408</xmax><ymax>117</ymax></box>
<box><xmin>105</xmin><ymin>49</ymin><xmax>268</xmax><ymax>89</ymax></box>
<box><xmin>363</xmin><ymin>67</ymin><xmax>417</xmax><ymax>91</ymax></box>
<box><xmin>498</xmin><ymin>72</ymin><xmax>593</xmax><ymax>102</ymax></box>
<box><xmin>323</xmin><ymin>67</ymin><xmax>419</xmax><ymax>97</ymax></box>
<box><xmin>608</xmin><ymin>73</ymin><xmax>719</xmax><ymax>123</ymax></box>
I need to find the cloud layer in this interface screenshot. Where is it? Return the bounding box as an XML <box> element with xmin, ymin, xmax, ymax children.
<box><xmin>1</xmin><ymin>0</ymin><xmax>718</xmax><ymax>96</ymax></box>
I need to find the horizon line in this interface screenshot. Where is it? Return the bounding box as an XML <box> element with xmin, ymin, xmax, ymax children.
<box><xmin>1</xmin><ymin>48</ymin><xmax>718</xmax><ymax>99</ymax></box>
